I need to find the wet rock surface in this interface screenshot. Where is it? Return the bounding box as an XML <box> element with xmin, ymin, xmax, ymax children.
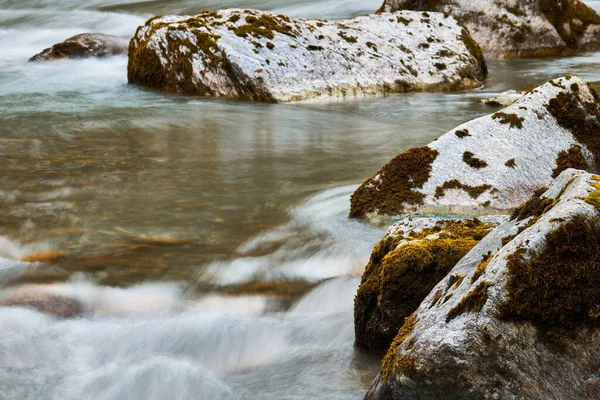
<box><xmin>350</xmin><ymin>75</ymin><xmax>600</xmax><ymax>220</ymax></box>
<box><xmin>354</xmin><ymin>216</ymin><xmax>506</xmax><ymax>351</ymax></box>
<box><xmin>378</xmin><ymin>0</ymin><xmax>600</xmax><ymax>57</ymax></box>
<box><xmin>365</xmin><ymin>169</ymin><xmax>600</xmax><ymax>399</ymax></box>
<box><xmin>127</xmin><ymin>9</ymin><xmax>486</xmax><ymax>102</ymax></box>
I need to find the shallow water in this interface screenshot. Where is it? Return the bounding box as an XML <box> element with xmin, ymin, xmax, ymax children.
<box><xmin>2</xmin><ymin>0</ymin><xmax>600</xmax><ymax>398</ymax></box>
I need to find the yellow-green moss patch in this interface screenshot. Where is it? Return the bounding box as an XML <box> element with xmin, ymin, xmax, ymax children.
<box><xmin>455</xmin><ymin>129</ymin><xmax>471</xmax><ymax>138</ymax></box>
<box><xmin>470</xmin><ymin>252</ymin><xmax>492</xmax><ymax>284</ymax></box>
<box><xmin>458</xmin><ymin>27</ymin><xmax>487</xmax><ymax>75</ymax></box>
<box><xmin>232</xmin><ymin>13</ymin><xmax>296</xmax><ymax>40</ymax></box>
<box><xmin>446</xmin><ymin>281</ymin><xmax>490</xmax><ymax>322</ymax></box>
<box><xmin>552</xmin><ymin>145</ymin><xmax>589</xmax><ymax>178</ymax></box>
<box><xmin>354</xmin><ymin>218</ymin><xmax>494</xmax><ymax>350</ymax></box>
<box><xmin>500</xmin><ymin>214</ymin><xmax>600</xmax><ymax>330</ymax></box>
<box><xmin>505</xmin><ymin>158</ymin><xmax>517</xmax><ymax>168</ymax></box>
<box><xmin>584</xmin><ymin>175</ymin><xmax>600</xmax><ymax>210</ymax></box>
<box><xmin>381</xmin><ymin>313</ymin><xmax>419</xmax><ymax>379</ymax></box>
<box><xmin>510</xmin><ymin>187</ymin><xmax>552</xmax><ymax>221</ymax></box>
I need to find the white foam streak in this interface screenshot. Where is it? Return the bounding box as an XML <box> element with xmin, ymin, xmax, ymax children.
<box><xmin>204</xmin><ymin>185</ymin><xmax>384</xmax><ymax>285</ymax></box>
<box><xmin>291</xmin><ymin>277</ymin><xmax>360</xmax><ymax>315</ymax></box>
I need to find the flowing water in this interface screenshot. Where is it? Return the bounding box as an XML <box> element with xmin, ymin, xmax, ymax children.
<box><xmin>2</xmin><ymin>0</ymin><xmax>600</xmax><ymax>398</ymax></box>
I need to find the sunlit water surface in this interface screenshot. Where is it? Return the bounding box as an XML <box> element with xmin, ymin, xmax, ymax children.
<box><xmin>2</xmin><ymin>0</ymin><xmax>600</xmax><ymax>398</ymax></box>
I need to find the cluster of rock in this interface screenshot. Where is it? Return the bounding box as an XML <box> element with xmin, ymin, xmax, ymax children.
<box><xmin>365</xmin><ymin>168</ymin><xmax>600</xmax><ymax>399</ymax></box>
<box><xmin>378</xmin><ymin>0</ymin><xmax>600</xmax><ymax>57</ymax></box>
<box><xmin>353</xmin><ymin>75</ymin><xmax>600</xmax><ymax>399</ymax></box>
<box><xmin>31</xmin><ymin>3</ymin><xmax>600</xmax><ymax>102</ymax></box>
<box><xmin>126</xmin><ymin>9</ymin><xmax>486</xmax><ymax>102</ymax></box>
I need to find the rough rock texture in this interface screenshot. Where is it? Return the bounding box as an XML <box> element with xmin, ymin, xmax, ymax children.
<box><xmin>378</xmin><ymin>0</ymin><xmax>600</xmax><ymax>57</ymax></box>
<box><xmin>366</xmin><ymin>169</ymin><xmax>600</xmax><ymax>400</ymax></box>
<box><xmin>350</xmin><ymin>75</ymin><xmax>600</xmax><ymax>220</ymax></box>
<box><xmin>354</xmin><ymin>216</ymin><xmax>506</xmax><ymax>351</ymax></box>
<box><xmin>127</xmin><ymin>9</ymin><xmax>487</xmax><ymax>102</ymax></box>
<box><xmin>29</xmin><ymin>33</ymin><xmax>128</xmax><ymax>62</ymax></box>
<box><xmin>0</xmin><ymin>290</ymin><xmax>81</xmax><ymax>318</ymax></box>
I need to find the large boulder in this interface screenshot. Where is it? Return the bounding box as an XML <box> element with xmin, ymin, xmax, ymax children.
<box><xmin>127</xmin><ymin>9</ymin><xmax>486</xmax><ymax>102</ymax></box>
<box><xmin>350</xmin><ymin>75</ymin><xmax>600</xmax><ymax>220</ymax></box>
<box><xmin>365</xmin><ymin>169</ymin><xmax>600</xmax><ymax>399</ymax></box>
<box><xmin>378</xmin><ymin>0</ymin><xmax>600</xmax><ymax>57</ymax></box>
<box><xmin>29</xmin><ymin>33</ymin><xmax>129</xmax><ymax>62</ymax></box>
<box><xmin>354</xmin><ymin>216</ymin><xmax>506</xmax><ymax>351</ymax></box>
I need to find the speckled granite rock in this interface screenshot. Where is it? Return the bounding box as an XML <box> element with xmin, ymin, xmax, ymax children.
<box><xmin>366</xmin><ymin>169</ymin><xmax>600</xmax><ymax>399</ymax></box>
<box><xmin>29</xmin><ymin>33</ymin><xmax>128</xmax><ymax>61</ymax></box>
<box><xmin>350</xmin><ymin>75</ymin><xmax>600</xmax><ymax>220</ymax></box>
<box><xmin>127</xmin><ymin>9</ymin><xmax>486</xmax><ymax>102</ymax></box>
<box><xmin>354</xmin><ymin>215</ymin><xmax>507</xmax><ymax>351</ymax></box>
<box><xmin>378</xmin><ymin>0</ymin><xmax>600</xmax><ymax>57</ymax></box>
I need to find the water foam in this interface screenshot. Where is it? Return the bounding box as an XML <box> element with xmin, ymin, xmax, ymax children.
<box><xmin>203</xmin><ymin>185</ymin><xmax>385</xmax><ymax>285</ymax></box>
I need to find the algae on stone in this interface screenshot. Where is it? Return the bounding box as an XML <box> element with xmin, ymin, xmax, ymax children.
<box><xmin>354</xmin><ymin>217</ymin><xmax>497</xmax><ymax>351</ymax></box>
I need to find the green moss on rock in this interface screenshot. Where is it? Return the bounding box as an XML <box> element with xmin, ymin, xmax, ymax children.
<box><xmin>500</xmin><ymin>214</ymin><xmax>600</xmax><ymax>330</ymax></box>
<box><xmin>434</xmin><ymin>179</ymin><xmax>491</xmax><ymax>199</ymax></box>
<box><xmin>128</xmin><ymin>43</ymin><xmax>167</xmax><ymax>89</ymax></box>
<box><xmin>540</xmin><ymin>0</ymin><xmax>600</xmax><ymax>49</ymax></box>
<box><xmin>492</xmin><ymin>112</ymin><xmax>525</xmax><ymax>129</ymax></box>
<box><xmin>546</xmin><ymin>89</ymin><xmax>600</xmax><ymax>167</ymax></box>
<box><xmin>470</xmin><ymin>252</ymin><xmax>492</xmax><ymax>284</ymax></box>
<box><xmin>350</xmin><ymin>146</ymin><xmax>439</xmax><ymax>219</ymax></box>
<box><xmin>458</xmin><ymin>27</ymin><xmax>487</xmax><ymax>75</ymax></box>
<box><xmin>552</xmin><ymin>145</ymin><xmax>589</xmax><ymax>178</ymax></box>
<box><xmin>354</xmin><ymin>218</ymin><xmax>494</xmax><ymax>351</ymax></box>
<box><xmin>446</xmin><ymin>281</ymin><xmax>490</xmax><ymax>322</ymax></box>
<box><xmin>463</xmin><ymin>151</ymin><xmax>489</xmax><ymax>169</ymax></box>
<box><xmin>381</xmin><ymin>314</ymin><xmax>419</xmax><ymax>379</ymax></box>
<box><xmin>232</xmin><ymin>13</ymin><xmax>296</xmax><ymax>40</ymax></box>
<box><xmin>510</xmin><ymin>187</ymin><xmax>552</xmax><ymax>221</ymax></box>
<box><xmin>585</xmin><ymin>176</ymin><xmax>600</xmax><ymax>210</ymax></box>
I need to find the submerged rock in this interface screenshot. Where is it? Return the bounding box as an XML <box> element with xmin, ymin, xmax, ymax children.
<box><xmin>481</xmin><ymin>89</ymin><xmax>524</xmax><ymax>107</ymax></box>
<box><xmin>127</xmin><ymin>9</ymin><xmax>486</xmax><ymax>102</ymax></box>
<box><xmin>29</xmin><ymin>33</ymin><xmax>128</xmax><ymax>62</ymax></box>
<box><xmin>366</xmin><ymin>169</ymin><xmax>600</xmax><ymax>399</ymax></box>
<box><xmin>350</xmin><ymin>75</ymin><xmax>600</xmax><ymax>220</ymax></box>
<box><xmin>354</xmin><ymin>216</ymin><xmax>505</xmax><ymax>351</ymax></box>
<box><xmin>0</xmin><ymin>289</ymin><xmax>81</xmax><ymax>318</ymax></box>
<box><xmin>378</xmin><ymin>0</ymin><xmax>600</xmax><ymax>57</ymax></box>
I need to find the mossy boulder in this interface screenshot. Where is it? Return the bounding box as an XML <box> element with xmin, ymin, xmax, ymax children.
<box><xmin>29</xmin><ymin>33</ymin><xmax>128</xmax><ymax>62</ymax></box>
<box><xmin>378</xmin><ymin>0</ymin><xmax>600</xmax><ymax>58</ymax></box>
<box><xmin>127</xmin><ymin>9</ymin><xmax>486</xmax><ymax>102</ymax></box>
<box><xmin>366</xmin><ymin>169</ymin><xmax>600</xmax><ymax>399</ymax></box>
<box><xmin>354</xmin><ymin>216</ymin><xmax>504</xmax><ymax>351</ymax></box>
<box><xmin>351</xmin><ymin>75</ymin><xmax>600</xmax><ymax>220</ymax></box>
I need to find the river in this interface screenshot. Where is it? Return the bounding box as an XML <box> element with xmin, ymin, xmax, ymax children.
<box><xmin>1</xmin><ymin>0</ymin><xmax>600</xmax><ymax>399</ymax></box>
